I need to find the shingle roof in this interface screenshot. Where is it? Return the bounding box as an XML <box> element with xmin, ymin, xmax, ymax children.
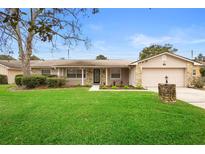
<box><xmin>31</xmin><ymin>59</ymin><xmax>132</xmax><ymax>68</ymax></box>
<box><xmin>0</xmin><ymin>59</ymin><xmax>133</xmax><ymax>69</ymax></box>
<box><xmin>0</xmin><ymin>60</ymin><xmax>22</xmax><ymax>69</ymax></box>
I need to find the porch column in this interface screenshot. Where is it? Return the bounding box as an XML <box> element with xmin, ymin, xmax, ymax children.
<box><xmin>105</xmin><ymin>68</ymin><xmax>108</xmax><ymax>86</ymax></box>
<box><xmin>81</xmin><ymin>68</ymin><xmax>84</xmax><ymax>86</ymax></box>
<box><xmin>57</xmin><ymin>68</ymin><xmax>60</xmax><ymax>77</ymax></box>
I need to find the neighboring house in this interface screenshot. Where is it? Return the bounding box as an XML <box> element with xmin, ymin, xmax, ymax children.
<box><xmin>0</xmin><ymin>52</ymin><xmax>202</xmax><ymax>88</ymax></box>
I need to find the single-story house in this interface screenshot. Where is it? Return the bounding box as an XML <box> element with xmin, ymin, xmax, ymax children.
<box><xmin>0</xmin><ymin>52</ymin><xmax>202</xmax><ymax>88</ymax></box>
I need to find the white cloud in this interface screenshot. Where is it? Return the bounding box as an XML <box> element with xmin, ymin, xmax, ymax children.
<box><xmin>130</xmin><ymin>26</ymin><xmax>205</xmax><ymax>47</ymax></box>
<box><xmin>130</xmin><ymin>34</ymin><xmax>174</xmax><ymax>46</ymax></box>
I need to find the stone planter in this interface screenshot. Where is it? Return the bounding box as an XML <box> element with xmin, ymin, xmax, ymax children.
<box><xmin>158</xmin><ymin>84</ymin><xmax>176</xmax><ymax>103</ymax></box>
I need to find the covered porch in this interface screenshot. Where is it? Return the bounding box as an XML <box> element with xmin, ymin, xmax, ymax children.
<box><xmin>55</xmin><ymin>67</ymin><xmax>130</xmax><ymax>86</ymax></box>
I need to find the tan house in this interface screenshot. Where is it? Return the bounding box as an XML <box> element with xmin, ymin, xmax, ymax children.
<box><xmin>0</xmin><ymin>52</ymin><xmax>202</xmax><ymax>87</ymax></box>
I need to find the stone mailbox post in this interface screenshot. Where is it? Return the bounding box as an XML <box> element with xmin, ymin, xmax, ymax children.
<box><xmin>158</xmin><ymin>84</ymin><xmax>176</xmax><ymax>103</ymax></box>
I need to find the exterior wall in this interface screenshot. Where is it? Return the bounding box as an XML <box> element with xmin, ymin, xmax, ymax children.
<box><xmin>185</xmin><ymin>63</ymin><xmax>201</xmax><ymax>87</ymax></box>
<box><xmin>129</xmin><ymin>66</ymin><xmax>136</xmax><ymax>86</ymax></box>
<box><xmin>136</xmin><ymin>54</ymin><xmax>201</xmax><ymax>87</ymax></box>
<box><xmin>0</xmin><ymin>65</ymin><xmax>22</xmax><ymax>84</ymax></box>
<box><xmin>108</xmin><ymin>68</ymin><xmax>129</xmax><ymax>86</ymax></box>
<box><xmin>141</xmin><ymin>54</ymin><xmax>187</xmax><ymax>68</ymax></box>
<box><xmin>31</xmin><ymin>68</ymin><xmax>42</xmax><ymax>75</ymax></box>
<box><xmin>31</xmin><ymin>68</ymin><xmax>57</xmax><ymax>76</ymax></box>
<box><xmin>7</xmin><ymin>70</ymin><xmax>22</xmax><ymax>84</ymax></box>
<box><xmin>30</xmin><ymin>67</ymin><xmax>130</xmax><ymax>86</ymax></box>
<box><xmin>0</xmin><ymin>65</ymin><xmax>8</xmax><ymax>76</ymax></box>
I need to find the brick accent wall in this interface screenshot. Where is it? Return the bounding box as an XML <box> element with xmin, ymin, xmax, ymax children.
<box><xmin>185</xmin><ymin>62</ymin><xmax>201</xmax><ymax>87</ymax></box>
<box><xmin>100</xmin><ymin>68</ymin><xmax>106</xmax><ymax>85</ymax></box>
<box><xmin>135</xmin><ymin>65</ymin><xmax>142</xmax><ymax>86</ymax></box>
<box><xmin>85</xmin><ymin>68</ymin><xmax>93</xmax><ymax>85</ymax></box>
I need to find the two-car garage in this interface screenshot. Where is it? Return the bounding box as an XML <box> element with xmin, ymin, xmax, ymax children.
<box><xmin>142</xmin><ymin>68</ymin><xmax>185</xmax><ymax>88</ymax></box>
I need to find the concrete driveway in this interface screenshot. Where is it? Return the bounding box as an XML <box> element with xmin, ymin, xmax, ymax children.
<box><xmin>148</xmin><ymin>88</ymin><xmax>205</xmax><ymax>109</ymax></box>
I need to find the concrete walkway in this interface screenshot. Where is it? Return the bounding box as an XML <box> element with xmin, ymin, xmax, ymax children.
<box><xmin>89</xmin><ymin>85</ymin><xmax>100</xmax><ymax>91</ymax></box>
<box><xmin>148</xmin><ymin>88</ymin><xmax>205</xmax><ymax>109</ymax></box>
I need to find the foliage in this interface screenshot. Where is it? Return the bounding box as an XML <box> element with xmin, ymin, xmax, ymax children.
<box><xmin>200</xmin><ymin>67</ymin><xmax>205</xmax><ymax>77</ymax></box>
<box><xmin>43</xmin><ymin>74</ymin><xmax>58</xmax><ymax>78</ymax></box>
<box><xmin>0</xmin><ymin>85</ymin><xmax>205</xmax><ymax>144</ymax></box>
<box><xmin>139</xmin><ymin>44</ymin><xmax>177</xmax><ymax>60</ymax></box>
<box><xmin>111</xmin><ymin>85</ymin><xmax>117</xmax><ymax>89</ymax></box>
<box><xmin>0</xmin><ymin>8</ymin><xmax>98</xmax><ymax>75</ymax></box>
<box><xmin>124</xmin><ymin>85</ymin><xmax>129</xmax><ymax>89</ymax></box>
<box><xmin>0</xmin><ymin>54</ymin><xmax>15</xmax><ymax>60</ymax></box>
<box><xmin>22</xmin><ymin>75</ymin><xmax>47</xmax><ymax>88</ymax></box>
<box><xmin>135</xmin><ymin>84</ymin><xmax>144</xmax><ymax>89</ymax></box>
<box><xmin>101</xmin><ymin>85</ymin><xmax>108</xmax><ymax>89</ymax></box>
<box><xmin>0</xmin><ymin>74</ymin><xmax>8</xmax><ymax>84</ymax></box>
<box><xmin>195</xmin><ymin>53</ymin><xmax>205</xmax><ymax>62</ymax></box>
<box><xmin>191</xmin><ymin>78</ymin><xmax>204</xmax><ymax>89</ymax></box>
<box><xmin>15</xmin><ymin>75</ymin><xmax>23</xmax><ymax>86</ymax></box>
<box><xmin>46</xmin><ymin>78</ymin><xmax>66</xmax><ymax>88</ymax></box>
<box><xmin>96</xmin><ymin>54</ymin><xmax>107</xmax><ymax>60</ymax></box>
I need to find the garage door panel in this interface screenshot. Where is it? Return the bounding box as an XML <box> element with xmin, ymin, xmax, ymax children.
<box><xmin>142</xmin><ymin>68</ymin><xmax>185</xmax><ymax>87</ymax></box>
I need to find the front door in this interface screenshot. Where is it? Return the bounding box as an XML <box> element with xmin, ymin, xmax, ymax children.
<box><xmin>93</xmin><ymin>69</ymin><xmax>100</xmax><ymax>84</ymax></box>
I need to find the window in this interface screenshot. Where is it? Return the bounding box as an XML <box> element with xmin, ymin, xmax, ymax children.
<box><xmin>41</xmin><ymin>69</ymin><xmax>51</xmax><ymax>75</ymax></box>
<box><xmin>110</xmin><ymin>68</ymin><xmax>121</xmax><ymax>79</ymax></box>
<box><xmin>67</xmin><ymin>69</ymin><xmax>86</xmax><ymax>78</ymax></box>
<box><xmin>193</xmin><ymin>69</ymin><xmax>196</xmax><ymax>76</ymax></box>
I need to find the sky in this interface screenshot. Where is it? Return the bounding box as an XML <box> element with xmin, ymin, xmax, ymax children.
<box><xmin>11</xmin><ymin>9</ymin><xmax>205</xmax><ymax>60</ymax></box>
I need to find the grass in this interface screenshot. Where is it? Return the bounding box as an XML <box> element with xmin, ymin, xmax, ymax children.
<box><xmin>0</xmin><ymin>85</ymin><xmax>205</xmax><ymax>144</ymax></box>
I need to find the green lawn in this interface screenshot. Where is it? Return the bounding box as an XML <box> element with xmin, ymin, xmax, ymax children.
<box><xmin>0</xmin><ymin>85</ymin><xmax>205</xmax><ymax>144</ymax></box>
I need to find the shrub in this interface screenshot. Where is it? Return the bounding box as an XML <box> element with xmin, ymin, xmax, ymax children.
<box><xmin>15</xmin><ymin>75</ymin><xmax>23</xmax><ymax>86</ymax></box>
<box><xmin>111</xmin><ymin>85</ymin><xmax>117</xmax><ymax>89</ymax></box>
<box><xmin>101</xmin><ymin>85</ymin><xmax>108</xmax><ymax>89</ymax></box>
<box><xmin>22</xmin><ymin>75</ymin><xmax>47</xmax><ymax>88</ymax></box>
<box><xmin>124</xmin><ymin>85</ymin><xmax>129</xmax><ymax>89</ymax></box>
<box><xmin>43</xmin><ymin>74</ymin><xmax>58</xmax><ymax>78</ymax></box>
<box><xmin>135</xmin><ymin>84</ymin><xmax>144</xmax><ymax>89</ymax></box>
<box><xmin>35</xmin><ymin>75</ymin><xmax>47</xmax><ymax>86</ymax></box>
<box><xmin>47</xmin><ymin>78</ymin><xmax>66</xmax><ymax>88</ymax></box>
<box><xmin>0</xmin><ymin>74</ymin><xmax>8</xmax><ymax>84</ymax></box>
<box><xmin>200</xmin><ymin>67</ymin><xmax>205</xmax><ymax>77</ymax></box>
<box><xmin>191</xmin><ymin>78</ymin><xmax>204</xmax><ymax>89</ymax></box>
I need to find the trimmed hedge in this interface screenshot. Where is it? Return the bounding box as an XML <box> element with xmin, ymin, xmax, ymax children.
<box><xmin>47</xmin><ymin>78</ymin><xmax>66</xmax><ymax>88</ymax></box>
<box><xmin>15</xmin><ymin>75</ymin><xmax>23</xmax><ymax>86</ymax></box>
<box><xmin>0</xmin><ymin>74</ymin><xmax>8</xmax><ymax>84</ymax></box>
<box><xmin>16</xmin><ymin>75</ymin><xmax>66</xmax><ymax>89</ymax></box>
<box><xmin>22</xmin><ymin>75</ymin><xmax>47</xmax><ymax>88</ymax></box>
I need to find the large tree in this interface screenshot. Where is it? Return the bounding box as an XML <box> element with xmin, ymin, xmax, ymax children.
<box><xmin>139</xmin><ymin>44</ymin><xmax>178</xmax><ymax>60</ymax></box>
<box><xmin>96</xmin><ymin>54</ymin><xmax>107</xmax><ymax>60</ymax></box>
<box><xmin>0</xmin><ymin>8</ymin><xmax>98</xmax><ymax>76</ymax></box>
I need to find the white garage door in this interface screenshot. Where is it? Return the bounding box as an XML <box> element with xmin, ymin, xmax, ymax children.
<box><xmin>142</xmin><ymin>68</ymin><xmax>185</xmax><ymax>87</ymax></box>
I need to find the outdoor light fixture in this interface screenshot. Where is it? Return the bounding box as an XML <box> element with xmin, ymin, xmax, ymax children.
<box><xmin>165</xmin><ymin>75</ymin><xmax>168</xmax><ymax>84</ymax></box>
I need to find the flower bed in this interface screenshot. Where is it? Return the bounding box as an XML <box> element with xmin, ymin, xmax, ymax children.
<box><xmin>100</xmin><ymin>85</ymin><xmax>145</xmax><ymax>90</ymax></box>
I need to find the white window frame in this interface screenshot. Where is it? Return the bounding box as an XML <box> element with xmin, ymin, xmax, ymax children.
<box><xmin>67</xmin><ymin>68</ymin><xmax>86</xmax><ymax>79</ymax></box>
<box><xmin>41</xmin><ymin>69</ymin><xmax>51</xmax><ymax>75</ymax></box>
<box><xmin>110</xmin><ymin>68</ymin><xmax>121</xmax><ymax>80</ymax></box>
<box><xmin>192</xmin><ymin>69</ymin><xmax>196</xmax><ymax>76</ymax></box>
